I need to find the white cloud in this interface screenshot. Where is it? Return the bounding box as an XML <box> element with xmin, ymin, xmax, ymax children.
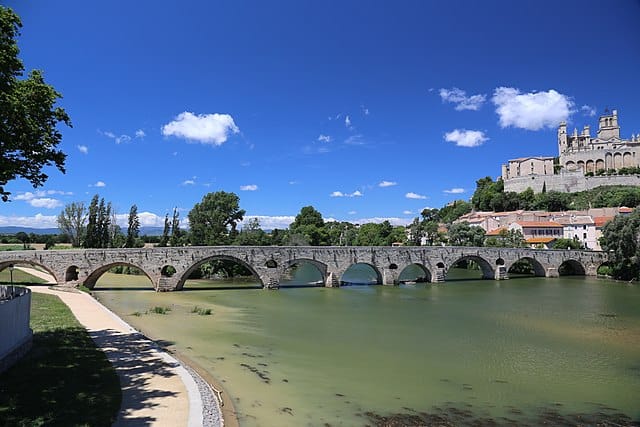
<box><xmin>444</xmin><ymin>129</ymin><xmax>488</xmax><ymax>147</ymax></box>
<box><xmin>344</xmin><ymin>134</ymin><xmax>364</xmax><ymax>145</ymax></box>
<box><xmin>403</xmin><ymin>210</ymin><xmax>413</xmax><ymax>215</ymax></box>
<box><xmin>77</xmin><ymin>145</ymin><xmax>89</xmax><ymax>154</ymax></box>
<box><xmin>581</xmin><ymin>105</ymin><xmax>596</xmax><ymax>117</ymax></box>
<box><xmin>162</xmin><ymin>112</ymin><xmax>239</xmax><ymax>145</ymax></box>
<box><xmin>103</xmin><ymin>131</ymin><xmax>116</xmax><ymax>138</ymax></box>
<box><xmin>0</xmin><ymin>213</ymin><xmax>58</xmax><ymax>228</ymax></box>
<box><xmin>352</xmin><ymin>217</ymin><xmax>412</xmax><ymax>226</ymax></box>
<box><xmin>240</xmin><ymin>215</ymin><xmax>296</xmax><ymax>230</ymax></box>
<box><xmin>28</xmin><ymin>198</ymin><xmax>63</xmax><ymax>209</ymax></box>
<box><xmin>240</xmin><ymin>184</ymin><xmax>258</xmax><ymax>191</ymax></box>
<box><xmin>345</xmin><ymin>115</ymin><xmax>352</xmax><ymax>128</ymax></box>
<box><xmin>361</xmin><ymin>105</ymin><xmax>370</xmax><ymax>115</ymax></box>
<box><xmin>113</xmin><ymin>212</ymin><xmax>165</xmax><ymax>228</ymax></box>
<box><xmin>439</xmin><ymin>87</ymin><xmax>486</xmax><ymax>111</ymax></box>
<box><xmin>348</xmin><ymin>210</ymin><xmax>357</xmax><ymax>215</ymax></box>
<box><xmin>182</xmin><ymin>180</ymin><xmax>196</xmax><ymax>186</ymax></box>
<box><xmin>492</xmin><ymin>87</ymin><xmax>574</xmax><ymax>130</ymax></box>
<box><xmin>115</xmin><ymin>134</ymin><xmax>131</xmax><ymax>144</ymax></box>
<box><xmin>90</xmin><ymin>181</ymin><xmax>106</xmax><ymax>188</ymax></box>
<box><xmin>135</xmin><ymin>129</ymin><xmax>146</xmax><ymax>138</ymax></box>
<box><xmin>444</xmin><ymin>188</ymin><xmax>465</xmax><ymax>194</ymax></box>
<box><xmin>318</xmin><ymin>134</ymin><xmax>332</xmax><ymax>143</ymax></box>
<box><xmin>330</xmin><ymin>190</ymin><xmax>362</xmax><ymax>198</ymax></box>
<box><xmin>378</xmin><ymin>180</ymin><xmax>397</xmax><ymax>188</ymax></box>
<box><xmin>406</xmin><ymin>192</ymin><xmax>427</xmax><ymax>200</ymax></box>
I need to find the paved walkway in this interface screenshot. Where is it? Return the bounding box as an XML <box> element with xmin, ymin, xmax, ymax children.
<box><xmin>29</xmin><ymin>285</ymin><xmax>206</xmax><ymax>426</ymax></box>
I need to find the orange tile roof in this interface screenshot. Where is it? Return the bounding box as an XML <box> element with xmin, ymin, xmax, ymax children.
<box><xmin>526</xmin><ymin>237</ymin><xmax>557</xmax><ymax>244</ymax></box>
<box><xmin>515</xmin><ymin>221</ymin><xmax>563</xmax><ymax>228</ymax></box>
<box><xmin>619</xmin><ymin>207</ymin><xmax>634</xmax><ymax>213</ymax></box>
<box><xmin>594</xmin><ymin>216</ymin><xmax>614</xmax><ymax>227</ymax></box>
<box><xmin>485</xmin><ymin>227</ymin><xmax>508</xmax><ymax>236</ymax></box>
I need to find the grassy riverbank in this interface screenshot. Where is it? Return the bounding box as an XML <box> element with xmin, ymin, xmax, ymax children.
<box><xmin>0</xmin><ymin>291</ymin><xmax>121</xmax><ymax>426</ymax></box>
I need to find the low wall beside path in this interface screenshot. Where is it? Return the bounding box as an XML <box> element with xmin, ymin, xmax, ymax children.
<box><xmin>0</xmin><ymin>286</ymin><xmax>33</xmax><ymax>373</ymax></box>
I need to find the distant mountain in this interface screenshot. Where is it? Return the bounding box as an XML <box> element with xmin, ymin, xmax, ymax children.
<box><xmin>0</xmin><ymin>226</ymin><xmax>166</xmax><ymax>236</ymax></box>
<box><xmin>0</xmin><ymin>226</ymin><xmax>60</xmax><ymax>235</ymax></box>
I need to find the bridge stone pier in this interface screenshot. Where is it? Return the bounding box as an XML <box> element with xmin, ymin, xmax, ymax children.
<box><xmin>0</xmin><ymin>246</ymin><xmax>609</xmax><ymax>291</ymax></box>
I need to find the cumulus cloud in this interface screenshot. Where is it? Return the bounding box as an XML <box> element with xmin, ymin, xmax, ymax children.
<box><xmin>135</xmin><ymin>129</ymin><xmax>146</xmax><ymax>138</ymax></box>
<box><xmin>352</xmin><ymin>217</ymin><xmax>412</xmax><ymax>226</ymax></box>
<box><xmin>378</xmin><ymin>180</ymin><xmax>397</xmax><ymax>188</ymax></box>
<box><xmin>162</xmin><ymin>112</ymin><xmax>239</xmax><ymax>145</ymax></box>
<box><xmin>77</xmin><ymin>145</ymin><xmax>89</xmax><ymax>154</ymax></box>
<box><xmin>345</xmin><ymin>115</ymin><xmax>352</xmax><ymax>128</ymax></box>
<box><xmin>581</xmin><ymin>105</ymin><xmax>596</xmax><ymax>117</ymax></box>
<box><xmin>0</xmin><ymin>213</ymin><xmax>58</xmax><ymax>228</ymax></box>
<box><xmin>240</xmin><ymin>215</ymin><xmax>296</xmax><ymax>230</ymax></box>
<box><xmin>444</xmin><ymin>129</ymin><xmax>488</xmax><ymax>147</ymax></box>
<box><xmin>403</xmin><ymin>210</ymin><xmax>413</xmax><ymax>215</ymax></box>
<box><xmin>14</xmin><ymin>190</ymin><xmax>71</xmax><ymax>209</ymax></box>
<box><xmin>444</xmin><ymin>188</ymin><xmax>465</xmax><ymax>194</ymax></box>
<box><xmin>318</xmin><ymin>134</ymin><xmax>332</xmax><ymax>143</ymax></box>
<box><xmin>492</xmin><ymin>87</ymin><xmax>574</xmax><ymax>130</ymax></box>
<box><xmin>330</xmin><ymin>190</ymin><xmax>362</xmax><ymax>198</ymax></box>
<box><xmin>240</xmin><ymin>184</ymin><xmax>258</xmax><ymax>191</ymax></box>
<box><xmin>90</xmin><ymin>181</ymin><xmax>106</xmax><ymax>187</ymax></box>
<box><xmin>361</xmin><ymin>105</ymin><xmax>370</xmax><ymax>115</ymax></box>
<box><xmin>439</xmin><ymin>87</ymin><xmax>486</xmax><ymax>111</ymax></box>
<box><xmin>406</xmin><ymin>192</ymin><xmax>427</xmax><ymax>200</ymax></box>
<box><xmin>182</xmin><ymin>179</ymin><xmax>196</xmax><ymax>186</ymax></box>
<box><xmin>113</xmin><ymin>212</ymin><xmax>165</xmax><ymax>228</ymax></box>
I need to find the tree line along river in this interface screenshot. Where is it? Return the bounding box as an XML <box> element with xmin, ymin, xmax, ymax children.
<box><xmin>92</xmin><ymin>264</ymin><xmax>640</xmax><ymax>426</ymax></box>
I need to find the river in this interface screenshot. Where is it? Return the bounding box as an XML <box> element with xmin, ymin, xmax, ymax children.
<box><xmin>93</xmin><ymin>266</ymin><xmax>640</xmax><ymax>426</ymax></box>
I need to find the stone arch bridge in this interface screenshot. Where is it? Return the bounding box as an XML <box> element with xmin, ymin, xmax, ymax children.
<box><xmin>0</xmin><ymin>246</ymin><xmax>608</xmax><ymax>291</ymax></box>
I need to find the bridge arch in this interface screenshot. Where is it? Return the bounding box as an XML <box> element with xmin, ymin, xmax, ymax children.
<box><xmin>83</xmin><ymin>262</ymin><xmax>155</xmax><ymax>289</ymax></box>
<box><xmin>176</xmin><ymin>255</ymin><xmax>262</xmax><ymax>290</ymax></box>
<box><xmin>558</xmin><ymin>259</ymin><xmax>586</xmax><ymax>276</ymax></box>
<box><xmin>445</xmin><ymin>255</ymin><xmax>494</xmax><ymax>281</ymax></box>
<box><xmin>0</xmin><ymin>260</ymin><xmax>58</xmax><ymax>284</ymax></box>
<box><xmin>398</xmin><ymin>263</ymin><xmax>432</xmax><ymax>283</ymax></box>
<box><xmin>340</xmin><ymin>262</ymin><xmax>382</xmax><ymax>285</ymax></box>
<box><xmin>506</xmin><ymin>257</ymin><xmax>547</xmax><ymax>277</ymax></box>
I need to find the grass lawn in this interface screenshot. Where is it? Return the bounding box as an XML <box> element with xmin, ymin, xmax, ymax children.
<box><xmin>0</xmin><ymin>291</ymin><xmax>121</xmax><ymax>427</ymax></box>
<box><xmin>0</xmin><ymin>268</ymin><xmax>46</xmax><ymax>285</ymax></box>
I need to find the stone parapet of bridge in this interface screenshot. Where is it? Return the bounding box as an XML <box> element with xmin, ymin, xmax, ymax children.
<box><xmin>0</xmin><ymin>246</ymin><xmax>609</xmax><ymax>291</ymax></box>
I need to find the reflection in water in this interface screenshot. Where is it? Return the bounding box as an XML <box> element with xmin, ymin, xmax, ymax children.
<box><xmin>94</xmin><ymin>270</ymin><xmax>640</xmax><ymax>426</ymax></box>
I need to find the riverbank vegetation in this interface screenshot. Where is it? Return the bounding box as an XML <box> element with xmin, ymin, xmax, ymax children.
<box><xmin>0</xmin><ymin>292</ymin><xmax>121</xmax><ymax>426</ymax></box>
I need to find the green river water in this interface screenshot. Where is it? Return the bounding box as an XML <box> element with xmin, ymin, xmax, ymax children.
<box><xmin>93</xmin><ymin>267</ymin><xmax>640</xmax><ymax>426</ymax></box>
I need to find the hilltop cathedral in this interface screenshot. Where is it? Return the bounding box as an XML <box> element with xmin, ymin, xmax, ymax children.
<box><xmin>501</xmin><ymin>109</ymin><xmax>640</xmax><ymax>193</ymax></box>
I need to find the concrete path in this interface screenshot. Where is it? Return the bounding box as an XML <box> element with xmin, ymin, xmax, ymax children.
<box><xmin>29</xmin><ymin>285</ymin><xmax>205</xmax><ymax>427</ymax></box>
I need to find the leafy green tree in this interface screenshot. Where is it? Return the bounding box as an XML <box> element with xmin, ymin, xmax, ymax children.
<box><xmin>288</xmin><ymin>206</ymin><xmax>326</xmax><ymax>246</ymax></box>
<box><xmin>84</xmin><ymin>195</ymin><xmax>100</xmax><ymax>248</ymax></box>
<box><xmin>325</xmin><ymin>221</ymin><xmax>356</xmax><ymax>246</ymax></box>
<box><xmin>158</xmin><ymin>213</ymin><xmax>170</xmax><ymax>247</ymax></box>
<box><xmin>447</xmin><ymin>222</ymin><xmax>485</xmax><ymax>247</ymax></box>
<box><xmin>553</xmin><ymin>237</ymin><xmax>583</xmax><ymax>250</ymax></box>
<box><xmin>269</xmin><ymin>228</ymin><xmax>287</xmax><ymax>246</ymax></box>
<box><xmin>234</xmin><ymin>218</ymin><xmax>269</xmax><ymax>246</ymax></box>
<box><xmin>15</xmin><ymin>231</ymin><xmax>29</xmax><ymax>249</ymax></box>
<box><xmin>57</xmin><ymin>201</ymin><xmax>86</xmax><ymax>247</ymax></box>
<box><xmin>599</xmin><ymin>209</ymin><xmax>640</xmax><ymax>280</ymax></box>
<box><xmin>438</xmin><ymin>200</ymin><xmax>472</xmax><ymax>223</ymax></box>
<box><xmin>0</xmin><ymin>7</ymin><xmax>71</xmax><ymax>201</ymax></box>
<box><xmin>485</xmin><ymin>229</ymin><xmax>526</xmax><ymax>248</ymax></box>
<box><xmin>471</xmin><ymin>177</ymin><xmax>504</xmax><ymax>211</ymax></box>
<box><xmin>170</xmin><ymin>208</ymin><xmax>185</xmax><ymax>246</ymax></box>
<box><xmin>188</xmin><ymin>191</ymin><xmax>246</xmax><ymax>246</ymax></box>
<box><xmin>125</xmin><ymin>204</ymin><xmax>141</xmax><ymax>248</ymax></box>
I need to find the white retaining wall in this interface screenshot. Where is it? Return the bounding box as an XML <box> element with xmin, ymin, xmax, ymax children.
<box><xmin>0</xmin><ymin>286</ymin><xmax>33</xmax><ymax>372</ymax></box>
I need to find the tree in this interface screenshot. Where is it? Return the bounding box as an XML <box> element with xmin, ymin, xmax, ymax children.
<box><xmin>447</xmin><ymin>222</ymin><xmax>486</xmax><ymax>247</ymax></box>
<box><xmin>288</xmin><ymin>206</ymin><xmax>326</xmax><ymax>246</ymax></box>
<box><xmin>170</xmin><ymin>208</ymin><xmax>183</xmax><ymax>246</ymax></box>
<box><xmin>0</xmin><ymin>7</ymin><xmax>71</xmax><ymax>201</ymax></box>
<box><xmin>57</xmin><ymin>202</ymin><xmax>86</xmax><ymax>247</ymax></box>
<box><xmin>188</xmin><ymin>191</ymin><xmax>245</xmax><ymax>246</ymax></box>
<box><xmin>553</xmin><ymin>237</ymin><xmax>583</xmax><ymax>250</ymax></box>
<box><xmin>485</xmin><ymin>229</ymin><xmax>526</xmax><ymax>248</ymax></box>
<box><xmin>599</xmin><ymin>209</ymin><xmax>640</xmax><ymax>280</ymax></box>
<box><xmin>234</xmin><ymin>217</ymin><xmax>269</xmax><ymax>246</ymax></box>
<box><xmin>158</xmin><ymin>213</ymin><xmax>170</xmax><ymax>247</ymax></box>
<box><xmin>15</xmin><ymin>231</ymin><xmax>29</xmax><ymax>249</ymax></box>
<box><xmin>84</xmin><ymin>195</ymin><xmax>100</xmax><ymax>248</ymax></box>
<box><xmin>126</xmin><ymin>204</ymin><xmax>140</xmax><ymax>248</ymax></box>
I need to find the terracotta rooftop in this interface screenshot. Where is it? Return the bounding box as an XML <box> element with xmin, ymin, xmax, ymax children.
<box><xmin>594</xmin><ymin>216</ymin><xmax>614</xmax><ymax>227</ymax></box>
<box><xmin>515</xmin><ymin>221</ymin><xmax>564</xmax><ymax>228</ymax></box>
<box><xmin>485</xmin><ymin>227</ymin><xmax>508</xmax><ymax>236</ymax></box>
<box><xmin>619</xmin><ymin>207</ymin><xmax>634</xmax><ymax>213</ymax></box>
<box><xmin>526</xmin><ymin>237</ymin><xmax>557</xmax><ymax>244</ymax></box>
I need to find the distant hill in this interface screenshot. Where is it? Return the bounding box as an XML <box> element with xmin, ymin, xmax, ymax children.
<box><xmin>0</xmin><ymin>226</ymin><xmax>166</xmax><ymax>236</ymax></box>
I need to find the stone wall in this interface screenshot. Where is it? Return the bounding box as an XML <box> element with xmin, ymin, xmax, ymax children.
<box><xmin>503</xmin><ymin>172</ymin><xmax>640</xmax><ymax>193</ymax></box>
<box><xmin>0</xmin><ymin>286</ymin><xmax>33</xmax><ymax>373</ymax></box>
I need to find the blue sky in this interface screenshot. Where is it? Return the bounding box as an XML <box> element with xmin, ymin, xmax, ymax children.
<box><xmin>2</xmin><ymin>0</ymin><xmax>640</xmax><ymax>229</ymax></box>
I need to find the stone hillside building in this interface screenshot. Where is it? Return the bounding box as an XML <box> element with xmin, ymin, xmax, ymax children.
<box><xmin>502</xmin><ymin>109</ymin><xmax>640</xmax><ymax>193</ymax></box>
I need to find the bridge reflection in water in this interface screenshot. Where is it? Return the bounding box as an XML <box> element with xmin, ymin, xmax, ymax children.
<box><xmin>0</xmin><ymin>246</ymin><xmax>608</xmax><ymax>292</ymax></box>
